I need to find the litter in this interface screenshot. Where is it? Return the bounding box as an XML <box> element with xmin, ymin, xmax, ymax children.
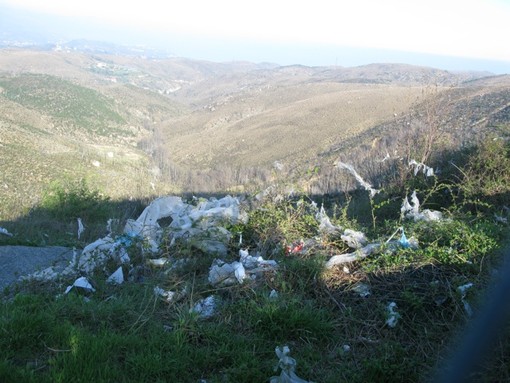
<box><xmin>0</xmin><ymin>227</ymin><xmax>13</xmax><ymax>237</ymax></box>
<box><xmin>336</xmin><ymin>162</ymin><xmax>379</xmax><ymax>198</ymax></box>
<box><xmin>341</xmin><ymin>229</ymin><xmax>368</xmax><ymax>249</ymax></box>
<box><xmin>77</xmin><ymin>218</ymin><xmax>84</xmax><ymax>239</ymax></box>
<box><xmin>208</xmin><ymin>249</ymin><xmax>278</xmax><ymax>287</ymax></box>
<box><xmin>191</xmin><ymin>296</ymin><xmax>216</xmax><ymax>318</ymax></box>
<box><xmin>409</xmin><ymin>159</ymin><xmax>434</xmax><ymax>177</ymax></box>
<box><xmin>385</xmin><ymin>302</ymin><xmax>400</xmax><ymax>328</ymax></box>
<box><xmin>342</xmin><ymin>344</ymin><xmax>351</xmax><ymax>353</ymax></box>
<box><xmin>325</xmin><ymin>243</ymin><xmax>381</xmax><ymax>268</ymax></box>
<box><xmin>458</xmin><ymin>283</ymin><xmax>474</xmax><ymax>317</ymax></box>
<box><xmin>401</xmin><ymin>191</ymin><xmax>443</xmax><ymax>222</ymax></box>
<box><xmin>286</xmin><ymin>240</ymin><xmax>304</xmax><ymax>255</ymax></box>
<box><xmin>147</xmin><ymin>258</ymin><xmax>168</xmax><ymax>267</ymax></box>
<box><xmin>316</xmin><ymin>204</ymin><xmax>342</xmax><ymax>234</ymax></box>
<box><xmin>270</xmin><ymin>346</ymin><xmax>313</xmax><ymax>383</ymax></box>
<box><xmin>154</xmin><ymin>286</ymin><xmax>176</xmax><ymax>303</ymax></box>
<box><xmin>269</xmin><ymin>289</ymin><xmax>279</xmax><ymax>299</ymax></box>
<box><xmin>64</xmin><ymin>276</ymin><xmax>95</xmax><ymax>294</ymax></box>
<box><xmin>106</xmin><ymin>267</ymin><xmax>124</xmax><ymax>285</ymax></box>
<box><xmin>208</xmin><ymin>260</ymin><xmax>246</xmax><ymax>286</ymax></box>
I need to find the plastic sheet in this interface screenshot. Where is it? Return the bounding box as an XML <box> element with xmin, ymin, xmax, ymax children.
<box><xmin>0</xmin><ymin>227</ymin><xmax>13</xmax><ymax>237</ymax></box>
<box><xmin>401</xmin><ymin>191</ymin><xmax>443</xmax><ymax>222</ymax></box>
<box><xmin>107</xmin><ymin>267</ymin><xmax>124</xmax><ymax>285</ymax></box>
<box><xmin>64</xmin><ymin>276</ymin><xmax>96</xmax><ymax>294</ymax></box>
<box><xmin>336</xmin><ymin>162</ymin><xmax>379</xmax><ymax>198</ymax></box>
<box><xmin>270</xmin><ymin>346</ymin><xmax>313</xmax><ymax>383</ymax></box>
<box><xmin>191</xmin><ymin>296</ymin><xmax>216</xmax><ymax>318</ymax></box>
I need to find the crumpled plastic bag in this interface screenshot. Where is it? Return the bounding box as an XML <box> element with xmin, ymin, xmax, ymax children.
<box><xmin>401</xmin><ymin>191</ymin><xmax>443</xmax><ymax>222</ymax></box>
<box><xmin>191</xmin><ymin>296</ymin><xmax>217</xmax><ymax>318</ymax></box>
<box><xmin>208</xmin><ymin>249</ymin><xmax>278</xmax><ymax>287</ymax></box>
<box><xmin>341</xmin><ymin>229</ymin><xmax>368</xmax><ymax>249</ymax></box>
<box><xmin>270</xmin><ymin>346</ymin><xmax>313</xmax><ymax>383</ymax></box>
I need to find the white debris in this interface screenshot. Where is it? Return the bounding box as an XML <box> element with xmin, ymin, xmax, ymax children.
<box><xmin>270</xmin><ymin>346</ymin><xmax>312</xmax><ymax>383</ymax></box>
<box><xmin>401</xmin><ymin>191</ymin><xmax>443</xmax><ymax>222</ymax></box>
<box><xmin>64</xmin><ymin>276</ymin><xmax>96</xmax><ymax>294</ymax></box>
<box><xmin>239</xmin><ymin>249</ymin><xmax>278</xmax><ymax>269</ymax></box>
<box><xmin>77</xmin><ymin>218</ymin><xmax>84</xmax><ymax>240</ymax></box>
<box><xmin>336</xmin><ymin>162</ymin><xmax>379</xmax><ymax>198</ymax></box>
<box><xmin>409</xmin><ymin>159</ymin><xmax>434</xmax><ymax>177</ymax></box>
<box><xmin>325</xmin><ymin>243</ymin><xmax>381</xmax><ymax>268</ymax></box>
<box><xmin>269</xmin><ymin>289</ymin><xmax>279</xmax><ymax>299</ymax></box>
<box><xmin>191</xmin><ymin>296</ymin><xmax>216</xmax><ymax>319</ymax></box>
<box><xmin>341</xmin><ymin>229</ymin><xmax>368</xmax><ymax>249</ymax></box>
<box><xmin>0</xmin><ymin>227</ymin><xmax>13</xmax><ymax>237</ymax></box>
<box><xmin>316</xmin><ymin>204</ymin><xmax>342</xmax><ymax>234</ymax></box>
<box><xmin>208</xmin><ymin>260</ymin><xmax>246</xmax><ymax>286</ymax></box>
<box><xmin>458</xmin><ymin>283</ymin><xmax>474</xmax><ymax>317</ymax></box>
<box><xmin>77</xmin><ymin>236</ymin><xmax>116</xmax><ymax>273</ymax></box>
<box><xmin>154</xmin><ymin>286</ymin><xmax>176</xmax><ymax>303</ymax></box>
<box><xmin>119</xmin><ymin>247</ymin><xmax>130</xmax><ymax>264</ymax></box>
<box><xmin>342</xmin><ymin>344</ymin><xmax>351</xmax><ymax>353</ymax></box>
<box><xmin>107</xmin><ymin>267</ymin><xmax>124</xmax><ymax>285</ymax></box>
<box><xmin>386</xmin><ymin>302</ymin><xmax>400</xmax><ymax>328</ymax></box>
<box><xmin>147</xmin><ymin>258</ymin><xmax>168</xmax><ymax>267</ymax></box>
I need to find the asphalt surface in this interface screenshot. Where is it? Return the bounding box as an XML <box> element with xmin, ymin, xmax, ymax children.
<box><xmin>0</xmin><ymin>246</ymin><xmax>75</xmax><ymax>289</ymax></box>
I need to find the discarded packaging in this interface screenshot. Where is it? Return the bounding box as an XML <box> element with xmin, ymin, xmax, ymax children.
<box><xmin>385</xmin><ymin>302</ymin><xmax>400</xmax><ymax>328</ymax></box>
<box><xmin>209</xmin><ymin>249</ymin><xmax>278</xmax><ymax>287</ymax></box>
<box><xmin>77</xmin><ymin>218</ymin><xmax>84</xmax><ymax>239</ymax></box>
<box><xmin>458</xmin><ymin>283</ymin><xmax>474</xmax><ymax>317</ymax></box>
<box><xmin>0</xmin><ymin>227</ymin><xmax>13</xmax><ymax>237</ymax></box>
<box><xmin>269</xmin><ymin>289</ymin><xmax>279</xmax><ymax>300</ymax></box>
<box><xmin>401</xmin><ymin>191</ymin><xmax>443</xmax><ymax>222</ymax></box>
<box><xmin>341</xmin><ymin>229</ymin><xmax>368</xmax><ymax>249</ymax></box>
<box><xmin>409</xmin><ymin>159</ymin><xmax>434</xmax><ymax>177</ymax></box>
<box><xmin>208</xmin><ymin>260</ymin><xmax>246</xmax><ymax>286</ymax></box>
<box><xmin>325</xmin><ymin>243</ymin><xmax>381</xmax><ymax>268</ymax></box>
<box><xmin>191</xmin><ymin>296</ymin><xmax>216</xmax><ymax>318</ymax></box>
<box><xmin>154</xmin><ymin>286</ymin><xmax>176</xmax><ymax>303</ymax></box>
<box><xmin>64</xmin><ymin>276</ymin><xmax>95</xmax><ymax>294</ymax></box>
<box><xmin>270</xmin><ymin>346</ymin><xmax>313</xmax><ymax>383</ymax></box>
<box><xmin>147</xmin><ymin>258</ymin><xmax>168</xmax><ymax>267</ymax></box>
<box><xmin>316</xmin><ymin>205</ymin><xmax>342</xmax><ymax>234</ymax></box>
<box><xmin>336</xmin><ymin>162</ymin><xmax>379</xmax><ymax>198</ymax></box>
<box><xmin>107</xmin><ymin>267</ymin><xmax>124</xmax><ymax>285</ymax></box>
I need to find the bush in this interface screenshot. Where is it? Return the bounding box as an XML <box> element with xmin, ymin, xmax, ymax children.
<box><xmin>41</xmin><ymin>179</ymin><xmax>111</xmax><ymax>223</ymax></box>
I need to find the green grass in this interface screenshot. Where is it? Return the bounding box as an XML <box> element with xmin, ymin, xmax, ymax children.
<box><xmin>0</xmin><ymin>74</ymin><xmax>127</xmax><ymax>136</ymax></box>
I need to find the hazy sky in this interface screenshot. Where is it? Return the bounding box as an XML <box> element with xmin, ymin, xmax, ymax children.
<box><xmin>1</xmin><ymin>0</ymin><xmax>510</xmax><ymax>72</ymax></box>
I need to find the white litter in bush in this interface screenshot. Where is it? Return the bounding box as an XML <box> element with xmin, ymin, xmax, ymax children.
<box><xmin>191</xmin><ymin>296</ymin><xmax>216</xmax><ymax>318</ymax></box>
<box><xmin>270</xmin><ymin>346</ymin><xmax>313</xmax><ymax>383</ymax></box>
<box><xmin>336</xmin><ymin>162</ymin><xmax>379</xmax><ymax>198</ymax></box>
<box><xmin>401</xmin><ymin>191</ymin><xmax>443</xmax><ymax>222</ymax></box>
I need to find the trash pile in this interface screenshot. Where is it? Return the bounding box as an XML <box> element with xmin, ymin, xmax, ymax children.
<box><xmin>25</xmin><ymin>195</ymin><xmax>250</xmax><ymax>287</ymax></box>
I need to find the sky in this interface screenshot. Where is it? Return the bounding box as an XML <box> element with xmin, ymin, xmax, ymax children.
<box><xmin>1</xmin><ymin>0</ymin><xmax>510</xmax><ymax>73</ymax></box>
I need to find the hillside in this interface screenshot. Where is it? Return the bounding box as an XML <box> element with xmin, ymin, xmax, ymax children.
<box><xmin>1</xmin><ymin>47</ymin><xmax>509</xmax><ymax>216</ymax></box>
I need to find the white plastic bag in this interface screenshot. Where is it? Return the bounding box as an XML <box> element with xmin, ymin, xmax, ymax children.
<box><xmin>270</xmin><ymin>346</ymin><xmax>313</xmax><ymax>383</ymax></box>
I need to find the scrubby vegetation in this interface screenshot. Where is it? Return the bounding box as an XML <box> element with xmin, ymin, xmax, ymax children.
<box><xmin>1</xmin><ymin>132</ymin><xmax>509</xmax><ymax>382</ymax></box>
